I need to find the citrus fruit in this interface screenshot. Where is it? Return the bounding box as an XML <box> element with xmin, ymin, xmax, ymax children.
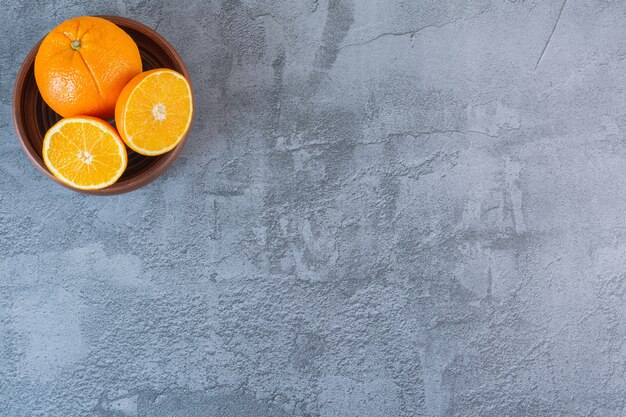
<box><xmin>43</xmin><ymin>117</ymin><xmax>128</xmax><ymax>190</ymax></box>
<box><xmin>34</xmin><ymin>16</ymin><xmax>142</xmax><ymax>119</ymax></box>
<box><xmin>115</xmin><ymin>68</ymin><xmax>193</xmax><ymax>156</ymax></box>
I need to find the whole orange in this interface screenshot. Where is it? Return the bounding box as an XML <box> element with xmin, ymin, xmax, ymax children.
<box><xmin>34</xmin><ymin>16</ymin><xmax>142</xmax><ymax>119</ymax></box>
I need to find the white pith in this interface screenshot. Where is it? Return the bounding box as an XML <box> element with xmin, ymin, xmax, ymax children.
<box><xmin>77</xmin><ymin>150</ymin><xmax>93</xmax><ymax>164</ymax></box>
<box><xmin>152</xmin><ymin>103</ymin><xmax>167</xmax><ymax>121</ymax></box>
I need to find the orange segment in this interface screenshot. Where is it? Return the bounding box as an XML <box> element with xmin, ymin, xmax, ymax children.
<box><xmin>43</xmin><ymin>117</ymin><xmax>128</xmax><ymax>190</ymax></box>
<box><xmin>115</xmin><ymin>68</ymin><xmax>193</xmax><ymax>156</ymax></box>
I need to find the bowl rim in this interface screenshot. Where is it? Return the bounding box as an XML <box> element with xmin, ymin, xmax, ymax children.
<box><xmin>12</xmin><ymin>15</ymin><xmax>194</xmax><ymax>195</ymax></box>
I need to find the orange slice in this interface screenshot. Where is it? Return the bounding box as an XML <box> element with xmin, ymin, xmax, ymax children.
<box><xmin>115</xmin><ymin>68</ymin><xmax>193</xmax><ymax>156</ymax></box>
<box><xmin>43</xmin><ymin>117</ymin><xmax>128</xmax><ymax>190</ymax></box>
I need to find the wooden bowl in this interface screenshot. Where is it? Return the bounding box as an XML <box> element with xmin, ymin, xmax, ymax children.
<box><xmin>12</xmin><ymin>15</ymin><xmax>193</xmax><ymax>195</ymax></box>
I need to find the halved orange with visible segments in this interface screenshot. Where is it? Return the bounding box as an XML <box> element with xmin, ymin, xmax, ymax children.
<box><xmin>115</xmin><ymin>68</ymin><xmax>193</xmax><ymax>156</ymax></box>
<box><xmin>43</xmin><ymin>117</ymin><xmax>128</xmax><ymax>190</ymax></box>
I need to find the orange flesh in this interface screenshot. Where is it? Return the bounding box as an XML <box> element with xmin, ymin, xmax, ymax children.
<box><xmin>43</xmin><ymin>117</ymin><xmax>127</xmax><ymax>190</ymax></box>
<box><xmin>116</xmin><ymin>69</ymin><xmax>193</xmax><ymax>156</ymax></box>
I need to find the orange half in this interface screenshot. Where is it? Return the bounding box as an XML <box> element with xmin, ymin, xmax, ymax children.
<box><xmin>43</xmin><ymin>117</ymin><xmax>128</xmax><ymax>190</ymax></box>
<box><xmin>115</xmin><ymin>68</ymin><xmax>193</xmax><ymax>156</ymax></box>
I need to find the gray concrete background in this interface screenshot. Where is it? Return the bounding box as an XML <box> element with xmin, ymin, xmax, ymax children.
<box><xmin>1</xmin><ymin>0</ymin><xmax>625</xmax><ymax>415</ymax></box>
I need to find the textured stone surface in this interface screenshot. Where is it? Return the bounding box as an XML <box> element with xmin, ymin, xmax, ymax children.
<box><xmin>2</xmin><ymin>0</ymin><xmax>626</xmax><ymax>415</ymax></box>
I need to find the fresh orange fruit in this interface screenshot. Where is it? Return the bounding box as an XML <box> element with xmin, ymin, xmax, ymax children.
<box><xmin>115</xmin><ymin>68</ymin><xmax>193</xmax><ymax>156</ymax></box>
<box><xmin>35</xmin><ymin>16</ymin><xmax>142</xmax><ymax>119</ymax></box>
<box><xmin>43</xmin><ymin>117</ymin><xmax>128</xmax><ymax>190</ymax></box>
